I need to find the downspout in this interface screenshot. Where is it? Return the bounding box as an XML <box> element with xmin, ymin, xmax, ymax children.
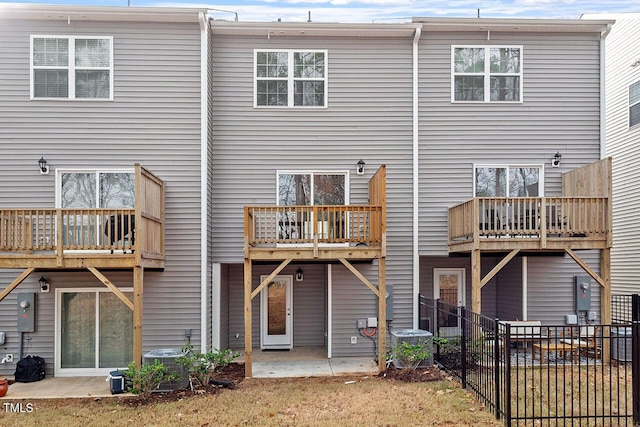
<box><xmin>412</xmin><ymin>25</ymin><xmax>422</xmax><ymax>329</ymax></box>
<box><xmin>600</xmin><ymin>23</ymin><xmax>612</xmax><ymax>159</ymax></box>
<box><xmin>199</xmin><ymin>11</ymin><xmax>210</xmax><ymax>352</ymax></box>
<box><xmin>522</xmin><ymin>256</ymin><xmax>528</xmax><ymax>320</ymax></box>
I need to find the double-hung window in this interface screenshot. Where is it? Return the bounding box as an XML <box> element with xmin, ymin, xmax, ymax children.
<box><xmin>255</xmin><ymin>50</ymin><xmax>327</xmax><ymax>107</ymax></box>
<box><xmin>630</xmin><ymin>80</ymin><xmax>640</xmax><ymax>128</ymax></box>
<box><xmin>31</xmin><ymin>36</ymin><xmax>113</xmax><ymax>100</ymax></box>
<box><xmin>452</xmin><ymin>46</ymin><xmax>522</xmax><ymax>102</ymax></box>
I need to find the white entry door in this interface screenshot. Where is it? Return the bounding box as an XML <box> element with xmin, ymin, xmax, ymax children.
<box><xmin>434</xmin><ymin>268</ymin><xmax>465</xmax><ymax>337</ymax></box>
<box><xmin>260</xmin><ymin>275</ymin><xmax>293</xmax><ymax>349</ymax></box>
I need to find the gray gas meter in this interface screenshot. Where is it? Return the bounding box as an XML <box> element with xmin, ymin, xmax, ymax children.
<box><xmin>574</xmin><ymin>276</ymin><xmax>592</xmax><ymax>312</ymax></box>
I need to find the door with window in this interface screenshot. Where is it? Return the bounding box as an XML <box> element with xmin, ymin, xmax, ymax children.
<box><xmin>434</xmin><ymin>268</ymin><xmax>465</xmax><ymax>337</ymax></box>
<box><xmin>58</xmin><ymin>170</ymin><xmax>134</xmax><ymax>249</ymax></box>
<box><xmin>56</xmin><ymin>288</ymin><xmax>133</xmax><ymax>376</ymax></box>
<box><xmin>277</xmin><ymin>172</ymin><xmax>348</xmax><ymax>242</ymax></box>
<box><xmin>260</xmin><ymin>276</ymin><xmax>293</xmax><ymax>349</ymax></box>
<box><xmin>475</xmin><ymin>166</ymin><xmax>542</xmax><ymax>232</ymax></box>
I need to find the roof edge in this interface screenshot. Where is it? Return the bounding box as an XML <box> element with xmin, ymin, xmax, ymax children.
<box><xmin>0</xmin><ymin>3</ymin><xmax>207</xmax><ymax>23</ymax></box>
<box><xmin>412</xmin><ymin>17</ymin><xmax>615</xmax><ymax>33</ymax></box>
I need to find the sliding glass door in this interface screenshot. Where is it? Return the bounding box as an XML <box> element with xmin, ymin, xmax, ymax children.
<box><xmin>57</xmin><ymin>289</ymin><xmax>133</xmax><ymax>375</ymax></box>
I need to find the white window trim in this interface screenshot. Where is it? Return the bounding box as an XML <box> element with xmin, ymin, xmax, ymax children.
<box><xmin>30</xmin><ymin>35</ymin><xmax>114</xmax><ymax>101</ymax></box>
<box><xmin>473</xmin><ymin>164</ymin><xmax>544</xmax><ymax>197</ymax></box>
<box><xmin>55</xmin><ymin>168</ymin><xmax>134</xmax><ymax>208</ymax></box>
<box><xmin>451</xmin><ymin>45</ymin><xmax>523</xmax><ymax>104</ymax></box>
<box><xmin>254</xmin><ymin>49</ymin><xmax>328</xmax><ymax>108</ymax></box>
<box><xmin>629</xmin><ymin>80</ymin><xmax>640</xmax><ymax>129</ymax></box>
<box><xmin>275</xmin><ymin>170</ymin><xmax>350</xmax><ymax>205</ymax></box>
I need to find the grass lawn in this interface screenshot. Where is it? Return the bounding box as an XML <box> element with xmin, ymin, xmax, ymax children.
<box><xmin>0</xmin><ymin>375</ymin><xmax>502</xmax><ymax>426</ymax></box>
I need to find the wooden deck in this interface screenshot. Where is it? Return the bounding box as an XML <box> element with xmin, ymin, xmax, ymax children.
<box><xmin>0</xmin><ymin>164</ymin><xmax>165</xmax><ymax>269</ymax></box>
<box><xmin>0</xmin><ymin>164</ymin><xmax>164</xmax><ymax>367</ymax></box>
<box><xmin>448</xmin><ymin>196</ymin><xmax>611</xmax><ymax>253</ymax></box>
<box><xmin>242</xmin><ymin>166</ymin><xmax>388</xmax><ymax>376</ymax></box>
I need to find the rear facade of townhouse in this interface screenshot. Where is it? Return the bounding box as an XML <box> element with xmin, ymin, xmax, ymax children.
<box><xmin>0</xmin><ymin>4</ymin><xmax>614</xmax><ymax>379</ymax></box>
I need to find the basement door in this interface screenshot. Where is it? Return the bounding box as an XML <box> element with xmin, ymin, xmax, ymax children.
<box><xmin>433</xmin><ymin>268</ymin><xmax>465</xmax><ymax>337</ymax></box>
<box><xmin>260</xmin><ymin>275</ymin><xmax>293</xmax><ymax>350</ymax></box>
<box><xmin>55</xmin><ymin>288</ymin><xmax>133</xmax><ymax>376</ymax></box>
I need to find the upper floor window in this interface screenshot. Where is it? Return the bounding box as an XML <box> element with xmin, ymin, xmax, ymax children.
<box><xmin>31</xmin><ymin>36</ymin><xmax>113</xmax><ymax>100</ymax></box>
<box><xmin>255</xmin><ymin>50</ymin><xmax>327</xmax><ymax>107</ymax></box>
<box><xmin>474</xmin><ymin>166</ymin><xmax>541</xmax><ymax>197</ymax></box>
<box><xmin>452</xmin><ymin>46</ymin><xmax>522</xmax><ymax>103</ymax></box>
<box><xmin>630</xmin><ymin>80</ymin><xmax>640</xmax><ymax>128</ymax></box>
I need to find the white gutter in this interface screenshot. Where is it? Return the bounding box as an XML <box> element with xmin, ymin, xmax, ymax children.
<box><xmin>412</xmin><ymin>25</ymin><xmax>422</xmax><ymax>329</ymax></box>
<box><xmin>199</xmin><ymin>12</ymin><xmax>209</xmax><ymax>352</ymax></box>
<box><xmin>599</xmin><ymin>23</ymin><xmax>613</xmax><ymax>159</ymax></box>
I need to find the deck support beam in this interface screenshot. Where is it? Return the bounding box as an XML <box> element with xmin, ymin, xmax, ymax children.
<box><xmin>481</xmin><ymin>249</ymin><xmax>520</xmax><ymax>288</ymax></box>
<box><xmin>0</xmin><ymin>268</ymin><xmax>35</xmax><ymax>302</ymax></box>
<box><xmin>133</xmin><ymin>266</ymin><xmax>144</xmax><ymax>368</ymax></box>
<box><xmin>88</xmin><ymin>267</ymin><xmax>134</xmax><ymax>310</ymax></box>
<box><xmin>471</xmin><ymin>249</ymin><xmax>481</xmax><ymax>314</ymax></box>
<box><xmin>243</xmin><ymin>258</ymin><xmax>252</xmax><ymax>378</ymax></box>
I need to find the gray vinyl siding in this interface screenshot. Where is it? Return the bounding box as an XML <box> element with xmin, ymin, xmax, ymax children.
<box><xmin>595</xmin><ymin>15</ymin><xmax>640</xmax><ymax>294</ymax></box>
<box><xmin>211</xmin><ymin>33</ymin><xmax>416</xmax><ymax>343</ymax></box>
<box><xmin>418</xmin><ymin>31</ymin><xmax>603</xmax><ymax>256</ymax></box>
<box><xmin>528</xmin><ymin>251</ymin><xmax>601</xmax><ymax>323</ymax></box>
<box><xmin>226</xmin><ymin>263</ymin><xmax>326</xmax><ymax>350</ymax></box>
<box><xmin>331</xmin><ymin>264</ymin><xmax>379</xmax><ymax>356</ymax></box>
<box><xmin>0</xmin><ymin>17</ymin><xmax>203</xmax><ymax>375</ymax></box>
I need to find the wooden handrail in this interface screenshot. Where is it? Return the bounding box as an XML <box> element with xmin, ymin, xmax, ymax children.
<box><xmin>448</xmin><ymin>197</ymin><xmax>610</xmax><ymax>243</ymax></box>
<box><xmin>244</xmin><ymin>205</ymin><xmax>383</xmax><ymax>247</ymax></box>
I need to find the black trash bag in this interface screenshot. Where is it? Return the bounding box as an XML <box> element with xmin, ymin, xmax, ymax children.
<box><xmin>14</xmin><ymin>355</ymin><xmax>45</xmax><ymax>383</ymax></box>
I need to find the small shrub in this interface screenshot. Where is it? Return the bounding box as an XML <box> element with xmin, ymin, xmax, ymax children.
<box><xmin>180</xmin><ymin>345</ymin><xmax>240</xmax><ymax>388</ymax></box>
<box><xmin>124</xmin><ymin>360</ymin><xmax>179</xmax><ymax>398</ymax></box>
<box><xmin>391</xmin><ymin>340</ymin><xmax>432</xmax><ymax>371</ymax></box>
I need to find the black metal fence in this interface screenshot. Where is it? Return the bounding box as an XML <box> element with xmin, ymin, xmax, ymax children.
<box><xmin>418</xmin><ymin>294</ymin><xmax>640</xmax><ymax>426</ymax></box>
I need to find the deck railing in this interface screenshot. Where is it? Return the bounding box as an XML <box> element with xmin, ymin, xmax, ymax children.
<box><xmin>0</xmin><ymin>209</ymin><xmax>136</xmax><ymax>253</ymax></box>
<box><xmin>449</xmin><ymin>197</ymin><xmax>610</xmax><ymax>243</ymax></box>
<box><xmin>0</xmin><ymin>164</ymin><xmax>164</xmax><ymax>260</ymax></box>
<box><xmin>245</xmin><ymin>205</ymin><xmax>383</xmax><ymax>247</ymax></box>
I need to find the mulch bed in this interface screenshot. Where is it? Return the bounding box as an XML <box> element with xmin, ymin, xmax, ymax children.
<box><xmin>118</xmin><ymin>362</ymin><xmax>444</xmax><ymax>406</ymax></box>
<box><xmin>119</xmin><ymin>363</ymin><xmax>246</xmax><ymax>406</ymax></box>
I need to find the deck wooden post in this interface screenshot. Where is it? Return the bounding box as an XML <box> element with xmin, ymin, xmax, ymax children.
<box><xmin>244</xmin><ymin>258</ymin><xmax>253</xmax><ymax>378</ymax></box>
<box><xmin>133</xmin><ymin>266</ymin><xmax>144</xmax><ymax>368</ymax></box>
<box><xmin>472</xmin><ymin>249</ymin><xmax>481</xmax><ymax>313</ymax></box>
<box><xmin>377</xmin><ymin>256</ymin><xmax>386</xmax><ymax>373</ymax></box>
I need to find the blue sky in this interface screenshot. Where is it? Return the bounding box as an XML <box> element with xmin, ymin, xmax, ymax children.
<box><xmin>2</xmin><ymin>0</ymin><xmax>637</xmax><ymax>23</ymax></box>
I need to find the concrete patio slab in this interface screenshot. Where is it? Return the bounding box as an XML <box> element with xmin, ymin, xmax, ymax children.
<box><xmin>1</xmin><ymin>376</ymin><xmax>131</xmax><ymax>400</ymax></box>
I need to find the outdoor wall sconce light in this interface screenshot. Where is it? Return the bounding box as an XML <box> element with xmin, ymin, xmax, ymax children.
<box><xmin>38</xmin><ymin>157</ymin><xmax>49</xmax><ymax>175</ymax></box>
<box><xmin>184</xmin><ymin>329</ymin><xmax>192</xmax><ymax>343</ymax></box>
<box><xmin>39</xmin><ymin>276</ymin><xmax>50</xmax><ymax>293</ymax></box>
<box><xmin>552</xmin><ymin>152</ymin><xmax>562</xmax><ymax>168</ymax></box>
<box><xmin>295</xmin><ymin>268</ymin><xmax>304</xmax><ymax>282</ymax></box>
<box><xmin>356</xmin><ymin>159</ymin><xmax>366</xmax><ymax>176</ymax></box>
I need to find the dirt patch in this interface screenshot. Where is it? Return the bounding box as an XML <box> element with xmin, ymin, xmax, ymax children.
<box><xmin>378</xmin><ymin>365</ymin><xmax>444</xmax><ymax>382</ymax></box>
